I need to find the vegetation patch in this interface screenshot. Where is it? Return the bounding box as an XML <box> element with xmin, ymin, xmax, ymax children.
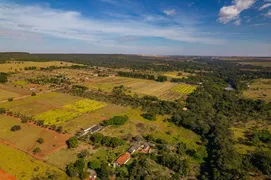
<box><xmin>64</xmin><ymin>99</ymin><xmax>107</xmax><ymax>113</ymax></box>
<box><xmin>34</xmin><ymin>109</ymin><xmax>81</xmax><ymax>125</ymax></box>
<box><xmin>13</xmin><ymin>80</ymin><xmax>28</xmax><ymax>86</ymax></box>
<box><xmin>171</xmin><ymin>84</ymin><xmax>197</xmax><ymax>94</ymax></box>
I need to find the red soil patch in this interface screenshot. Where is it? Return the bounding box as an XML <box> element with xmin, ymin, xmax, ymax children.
<box><xmin>0</xmin><ymin>169</ymin><xmax>17</xmax><ymax>180</ymax></box>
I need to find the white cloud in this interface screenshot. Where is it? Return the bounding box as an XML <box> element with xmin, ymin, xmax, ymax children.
<box><xmin>163</xmin><ymin>9</ymin><xmax>176</xmax><ymax>16</ymax></box>
<box><xmin>218</xmin><ymin>0</ymin><xmax>256</xmax><ymax>24</ymax></box>
<box><xmin>266</xmin><ymin>9</ymin><xmax>271</xmax><ymax>17</ymax></box>
<box><xmin>0</xmin><ymin>2</ymin><xmax>223</xmax><ymax>45</ymax></box>
<box><xmin>233</xmin><ymin>18</ymin><xmax>241</xmax><ymax>25</ymax></box>
<box><xmin>259</xmin><ymin>3</ymin><xmax>271</xmax><ymax>10</ymax></box>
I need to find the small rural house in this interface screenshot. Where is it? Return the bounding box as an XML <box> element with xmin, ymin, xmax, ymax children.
<box><xmin>114</xmin><ymin>152</ymin><xmax>131</xmax><ymax>167</ymax></box>
<box><xmin>141</xmin><ymin>143</ymin><xmax>151</xmax><ymax>153</ymax></box>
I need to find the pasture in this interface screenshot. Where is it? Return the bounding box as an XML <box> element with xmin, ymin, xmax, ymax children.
<box><xmin>0</xmin><ymin>115</ymin><xmax>71</xmax><ymax>158</ymax></box>
<box><xmin>0</xmin><ymin>143</ymin><xmax>67</xmax><ymax>180</ymax></box>
<box><xmin>243</xmin><ymin>79</ymin><xmax>271</xmax><ymax>102</ymax></box>
<box><xmin>0</xmin><ymin>61</ymin><xmax>80</xmax><ymax>73</ymax></box>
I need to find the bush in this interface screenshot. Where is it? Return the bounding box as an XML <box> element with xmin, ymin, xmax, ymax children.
<box><xmin>10</xmin><ymin>125</ymin><xmax>21</xmax><ymax>131</ymax></box>
<box><xmin>33</xmin><ymin>147</ymin><xmax>41</xmax><ymax>154</ymax></box>
<box><xmin>0</xmin><ymin>108</ymin><xmax>6</xmax><ymax>114</ymax></box>
<box><xmin>141</xmin><ymin>113</ymin><xmax>156</xmax><ymax>121</ymax></box>
<box><xmin>31</xmin><ymin>92</ymin><xmax>36</xmax><ymax>96</ymax></box>
<box><xmin>8</xmin><ymin>98</ymin><xmax>13</xmax><ymax>102</ymax></box>
<box><xmin>77</xmin><ymin>150</ymin><xmax>90</xmax><ymax>158</ymax></box>
<box><xmin>103</xmin><ymin>115</ymin><xmax>128</xmax><ymax>126</ymax></box>
<box><xmin>88</xmin><ymin>160</ymin><xmax>101</xmax><ymax>170</ymax></box>
<box><xmin>67</xmin><ymin>136</ymin><xmax>78</xmax><ymax>148</ymax></box>
<box><xmin>37</xmin><ymin>138</ymin><xmax>44</xmax><ymax>144</ymax></box>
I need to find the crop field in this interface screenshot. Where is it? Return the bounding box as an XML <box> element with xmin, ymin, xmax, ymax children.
<box><xmin>34</xmin><ymin>109</ymin><xmax>81</xmax><ymax>125</ymax></box>
<box><xmin>0</xmin><ymin>61</ymin><xmax>81</xmax><ymax>73</ymax></box>
<box><xmin>163</xmin><ymin>71</ymin><xmax>191</xmax><ymax>78</ymax></box>
<box><xmin>171</xmin><ymin>84</ymin><xmax>197</xmax><ymax>94</ymax></box>
<box><xmin>64</xmin><ymin>99</ymin><xmax>107</xmax><ymax>113</ymax></box>
<box><xmin>0</xmin><ymin>115</ymin><xmax>71</xmax><ymax>158</ymax></box>
<box><xmin>0</xmin><ymin>143</ymin><xmax>67</xmax><ymax>180</ymax></box>
<box><xmin>0</xmin><ymin>89</ymin><xmax>20</xmax><ymax>101</ymax></box>
<box><xmin>243</xmin><ymin>79</ymin><xmax>271</xmax><ymax>102</ymax></box>
<box><xmin>0</xmin><ymin>92</ymin><xmax>82</xmax><ymax>116</ymax></box>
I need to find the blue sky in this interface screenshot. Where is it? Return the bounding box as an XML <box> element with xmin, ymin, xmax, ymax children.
<box><xmin>0</xmin><ymin>0</ymin><xmax>271</xmax><ymax>56</ymax></box>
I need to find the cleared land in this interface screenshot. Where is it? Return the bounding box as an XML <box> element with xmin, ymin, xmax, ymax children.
<box><xmin>0</xmin><ymin>61</ymin><xmax>81</xmax><ymax>72</ymax></box>
<box><xmin>243</xmin><ymin>79</ymin><xmax>271</xmax><ymax>102</ymax></box>
<box><xmin>0</xmin><ymin>143</ymin><xmax>67</xmax><ymax>180</ymax></box>
<box><xmin>0</xmin><ymin>89</ymin><xmax>21</xmax><ymax>101</ymax></box>
<box><xmin>0</xmin><ymin>115</ymin><xmax>71</xmax><ymax>158</ymax></box>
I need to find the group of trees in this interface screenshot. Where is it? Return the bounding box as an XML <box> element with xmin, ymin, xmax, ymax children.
<box><xmin>24</xmin><ymin>66</ymin><xmax>37</xmax><ymax>70</ymax></box>
<box><xmin>0</xmin><ymin>72</ymin><xmax>8</xmax><ymax>83</ymax></box>
<box><xmin>117</xmin><ymin>71</ymin><xmax>155</xmax><ymax>80</ymax></box>
<box><xmin>89</xmin><ymin>133</ymin><xmax>125</xmax><ymax>148</ymax></box>
<box><xmin>103</xmin><ymin>115</ymin><xmax>128</xmax><ymax>126</ymax></box>
<box><xmin>28</xmin><ymin>75</ymin><xmax>70</xmax><ymax>86</ymax></box>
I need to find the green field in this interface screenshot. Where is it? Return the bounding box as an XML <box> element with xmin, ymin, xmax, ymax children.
<box><xmin>12</xmin><ymin>80</ymin><xmax>28</xmax><ymax>86</ymax></box>
<box><xmin>0</xmin><ymin>143</ymin><xmax>68</xmax><ymax>180</ymax></box>
<box><xmin>64</xmin><ymin>99</ymin><xmax>107</xmax><ymax>113</ymax></box>
<box><xmin>35</xmin><ymin>109</ymin><xmax>81</xmax><ymax>125</ymax></box>
<box><xmin>171</xmin><ymin>84</ymin><xmax>197</xmax><ymax>94</ymax></box>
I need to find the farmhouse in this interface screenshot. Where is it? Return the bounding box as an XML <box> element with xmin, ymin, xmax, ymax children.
<box><xmin>127</xmin><ymin>144</ymin><xmax>140</xmax><ymax>154</ymax></box>
<box><xmin>141</xmin><ymin>143</ymin><xmax>151</xmax><ymax>153</ymax></box>
<box><xmin>114</xmin><ymin>152</ymin><xmax>131</xmax><ymax>167</ymax></box>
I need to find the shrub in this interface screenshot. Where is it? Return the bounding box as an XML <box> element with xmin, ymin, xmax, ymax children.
<box><xmin>8</xmin><ymin>98</ymin><xmax>13</xmax><ymax>102</ymax></box>
<box><xmin>33</xmin><ymin>147</ymin><xmax>41</xmax><ymax>154</ymax></box>
<box><xmin>10</xmin><ymin>125</ymin><xmax>21</xmax><ymax>131</ymax></box>
<box><xmin>31</xmin><ymin>92</ymin><xmax>36</xmax><ymax>96</ymax></box>
<box><xmin>67</xmin><ymin>136</ymin><xmax>78</xmax><ymax>148</ymax></box>
<box><xmin>141</xmin><ymin>113</ymin><xmax>156</xmax><ymax>121</ymax></box>
<box><xmin>37</xmin><ymin>138</ymin><xmax>44</xmax><ymax>144</ymax></box>
<box><xmin>0</xmin><ymin>108</ymin><xmax>6</xmax><ymax>114</ymax></box>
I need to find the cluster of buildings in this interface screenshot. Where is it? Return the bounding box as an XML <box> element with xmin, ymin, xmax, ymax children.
<box><xmin>113</xmin><ymin>142</ymin><xmax>151</xmax><ymax>167</ymax></box>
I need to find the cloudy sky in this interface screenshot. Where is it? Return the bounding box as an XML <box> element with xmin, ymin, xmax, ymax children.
<box><xmin>0</xmin><ymin>0</ymin><xmax>271</xmax><ymax>56</ymax></box>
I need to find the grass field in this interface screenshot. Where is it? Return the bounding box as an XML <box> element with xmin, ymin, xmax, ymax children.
<box><xmin>64</xmin><ymin>99</ymin><xmax>107</xmax><ymax>113</ymax></box>
<box><xmin>171</xmin><ymin>84</ymin><xmax>197</xmax><ymax>94</ymax></box>
<box><xmin>0</xmin><ymin>89</ymin><xmax>20</xmax><ymax>101</ymax></box>
<box><xmin>0</xmin><ymin>143</ymin><xmax>68</xmax><ymax>180</ymax></box>
<box><xmin>0</xmin><ymin>61</ymin><xmax>81</xmax><ymax>73</ymax></box>
<box><xmin>0</xmin><ymin>115</ymin><xmax>71</xmax><ymax>158</ymax></box>
<box><xmin>34</xmin><ymin>109</ymin><xmax>81</xmax><ymax>125</ymax></box>
<box><xmin>243</xmin><ymin>79</ymin><xmax>271</xmax><ymax>102</ymax></box>
<box><xmin>239</xmin><ymin>61</ymin><xmax>271</xmax><ymax>67</ymax></box>
<box><xmin>12</xmin><ymin>80</ymin><xmax>28</xmax><ymax>86</ymax></box>
<box><xmin>163</xmin><ymin>71</ymin><xmax>191</xmax><ymax>78</ymax></box>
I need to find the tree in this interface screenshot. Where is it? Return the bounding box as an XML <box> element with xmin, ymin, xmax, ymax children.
<box><xmin>88</xmin><ymin>160</ymin><xmax>101</xmax><ymax>170</ymax></box>
<box><xmin>8</xmin><ymin>98</ymin><xmax>13</xmax><ymax>102</ymax></box>
<box><xmin>33</xmin><ymin>147</ymin><xmax>41</xmax><ymax>154</ymax></box>
<box><xmin>0</xmin><ymin>108</ymin><xmax>5</xmax><ymax>114</ymax></box>
<box><xmin>77</xmin><ymin>150</ymin><xmax>90</xmax><ymax>158</ymax></box>
<box><xmin>31</xmin><ymin>92</ymin><xmax>36</xmax><ymax>96</ymax></box>
<box><xmin>37</xmin><ymin>138</ymin><xmax>44</xmax><ymax>144</ymax></box>
<box><xmin>10</xmin><ymin>125</ymin><xmax>21</xmax><ymax>131</ymax></box>
<box><xmin>66</xmin><ymin>136</ymin><xmax>78</xmax><ymax>148</ymax></box>
<box><xmin>0</xmin><ymin>73</ymin><xmax>8</xmax><ymax>83</ymax></box>
<box><xmin>91</xmin><ymin>133</ymin><xmax>104</xmax><ymax>144</ymax></box>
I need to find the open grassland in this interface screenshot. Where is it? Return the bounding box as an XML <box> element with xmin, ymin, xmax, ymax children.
<box><xmin>231</xmin><ymin>120</ymin><xmax>271</xmax><ymax>154</ymax></box>
<box><xmin>35</xmin><ymin>109</ymin><xmax>81</xmax><ymax>125</ymax></box>
<box><xmin>0</xmin><ymin>143</ymin><xmax>68</xmax><ymax>180</ymax></box>
<box><xmin>239</xmin><ymin>61</ymin><xmax>271</xmax><ymax>67</ymax></box>
<box><xmin>163</xmin><ymin>71</ymin><xmax>191</xmax><ymax>78</ymax></box>
<box><xmin>243</xmin><ymin>79</ymin><xmax>271</xmax><ymax>102</ymax></box>
<box><xmin>12</xmin><ymin>80</ymin><xmax>28</xmax><ymax>86</ymax></box>
<box><xmin>0</xmin><ymin>115</ymin><xmax>71</xmax><ymax>158</ymax></box>
<box><xmin>0</xmin><ymin>89</ymin><xmax>20</xmax><ymax>101</ymax></box>
<box><xmin>171</xmin><ymin>84</ymin><xmax>197</xmax><ymax>94</ymax></box>
<box><xmin>0</xmin><ymin>61</ymin><xmax>81</xmax><ymax>73</ymax></box>
<box><xmin>64</xmin><ymin>99</ymin><xmax>107</xmax><ymax>113</ymax></box>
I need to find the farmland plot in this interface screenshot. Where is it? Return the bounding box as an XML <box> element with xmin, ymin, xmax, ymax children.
<box><xmin>171</xmin><ymin>84</ymin><xmax>197</xmax><ymax>94</ymax></box>
<box><xmin>0</xmin><ymin>89</ymin><xmax>20</xmax><ymax>101</ymax></box>
<box><xmin>34</xmin><ymin>109</ymin><xmax>80</xmax><ymax>125</ymax></box>
<box><xmin>64</xmin><ymin>99</ymin><xmax>107</xmax><ymax>113</ymax></box>
<box><xmin>0</xmin><ymin>143</ymin><xmax>67</xmax><ymax>180</ymax></box>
